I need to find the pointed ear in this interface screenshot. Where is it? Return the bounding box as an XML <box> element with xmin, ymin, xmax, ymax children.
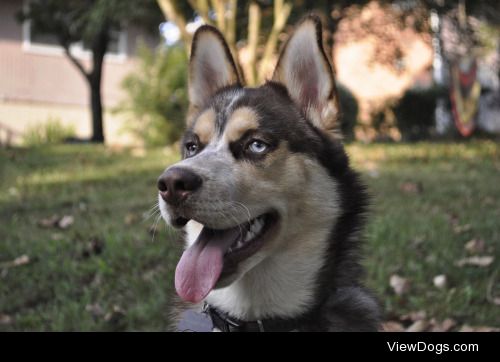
<box><xmin>272</xmin><ymin>16</ymin><xmax>339</xmax><ymax>133</ymax></box>
<box><xmin>188</xmin><ymin>25</ymin><xmax>241</xmax><ymax>111</ymax></box>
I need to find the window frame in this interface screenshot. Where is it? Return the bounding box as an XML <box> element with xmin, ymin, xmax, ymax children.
<box><xmin>21</xmin><ymin>2</ymin><xmax>128</xmax><ymax>63</ymax></box>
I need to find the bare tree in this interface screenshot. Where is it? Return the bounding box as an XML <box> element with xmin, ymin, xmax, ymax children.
<box><xmin>156</xmin><ymin>0</ymin><xmax>292</xmax><ymax>86</ymax></box>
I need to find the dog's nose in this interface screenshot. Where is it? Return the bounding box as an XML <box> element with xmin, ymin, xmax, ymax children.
<box><xmin>157</xmin><ymin>167</ymin><xmax>203</xmax><ymax>206</ymax></box>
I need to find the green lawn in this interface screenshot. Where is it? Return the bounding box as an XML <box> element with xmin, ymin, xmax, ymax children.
<box><xmin>0</xmin><ymin>141</ymin><xmax>499</xmax><ymax>331</ymax></box>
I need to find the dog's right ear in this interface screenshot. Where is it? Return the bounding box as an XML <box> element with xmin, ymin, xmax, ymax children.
<box><xmin>188</xmin><ymin>26</ymin><xmax>241</xmax><ymax>113</ymax></box>
<box><xmin>272</xmin><ymin>15</ymin><xmax>339</xmax><ymax>134</ymax></box>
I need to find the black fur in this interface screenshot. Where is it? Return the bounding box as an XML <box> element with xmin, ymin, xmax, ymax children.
<box><xmin>171</xmin><ymin>15</ymin><xmax>381</xmax><ymax>331</ymax></box>
<box><xmin>177</xmin><ymin>82</ymin><xmax>381</xmax><ymax>331</ymax></box>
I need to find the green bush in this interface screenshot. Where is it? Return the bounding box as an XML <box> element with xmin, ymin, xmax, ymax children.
<box><xmin>393</xmin><ymin>87</ymin><xmax>446</xmax><ymax>141</ymax></box>
<box><xmin>22</xmin><ymin>117</ymin><xmax>76</xmax><ymax>146</ymax></box>
<box><xmin>117</xmin><ymin>44</ymin><xmax>189</xmax><ymax>147</ymax></box>
<box><xmin>337</xmin><ymin>84</ymin><xmax>358</xmax><ymax>141</ymax></box>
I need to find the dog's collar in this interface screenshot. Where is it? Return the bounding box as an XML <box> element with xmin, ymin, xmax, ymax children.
<box><xmin>203</xmin><ymin>303</ymin><xmax>300</xmax><ymax>332</ymax></box>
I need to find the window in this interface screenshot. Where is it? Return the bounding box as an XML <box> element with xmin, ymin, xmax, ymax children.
<box><xmin>80</xmin><ymin>28</ymin><xmax>127</xmax><ymax>56</ymax></box>
<box><xmin>22</xmin><ymin>7</ymin><xmax>127</xmax><ymax>61</ymax></box>
<box><xmin>29</xmin><ymin>24</ymin><xmax>60</xmax><ymax>47</ymax></box>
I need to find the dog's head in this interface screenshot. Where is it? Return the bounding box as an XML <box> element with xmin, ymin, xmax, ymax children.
<box><xmin>158</xmin><ymin>16</ymin><xmax>348</xmax><ymax>304</ymax></box>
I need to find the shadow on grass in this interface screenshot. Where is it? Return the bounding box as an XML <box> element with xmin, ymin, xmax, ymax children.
<box><xmin>1</xmin><ymin>142</ymin><xmax>499</xmax><ymax>331</ymax></box>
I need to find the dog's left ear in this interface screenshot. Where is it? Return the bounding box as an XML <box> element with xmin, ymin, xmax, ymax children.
<box><xmin>272</xmin><ymin>15</ymin><xmax>339</xmax><ymax>133</ymax></box>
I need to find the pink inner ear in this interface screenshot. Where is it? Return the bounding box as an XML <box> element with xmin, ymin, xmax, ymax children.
<box><xmin>294</xmin><ymin>57</ymin><xmax>318</xmax><ymax>107</ymax></box>
<box><xmin>202</xmin><ymin>60</ymin><xmax>219</xmax><ymax>84</ymax></box>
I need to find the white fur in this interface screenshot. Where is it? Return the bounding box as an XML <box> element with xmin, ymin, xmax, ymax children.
<box><xmin>182</xmin><ymin>159</ymin><xmax>340</xmax><ymax>320</ymax></box>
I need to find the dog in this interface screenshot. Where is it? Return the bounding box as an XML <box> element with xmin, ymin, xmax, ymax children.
<box><xmin>158</xmin><ymin>15</ymin><xmax>381</xmax><ymax>332</ymax></box>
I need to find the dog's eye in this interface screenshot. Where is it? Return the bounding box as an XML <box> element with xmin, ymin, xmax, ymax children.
<box><xmin>247</xmin><ymin>140</ymin><xmax>268</xmax><ymax>154</ymax></box>
<box><xmin>185</xmin><ymin>142</ymin><xmax>199</xmax><ymax>157</ymax></box>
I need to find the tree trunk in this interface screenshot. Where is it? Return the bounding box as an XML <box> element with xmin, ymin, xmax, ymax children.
<box><xmin>257</xmin><ymin>0</ymin><xmax>292</xmax><ymax>83</ymax></box>
<box><xmin>89</xmin><ymin>75</ymin><xmax>104</xmax><ymax>143</ymax></box>
<box><xmin>89</xmin><ymin>23</ymin><xmax>109</xmax><ymax>143</ymax></box>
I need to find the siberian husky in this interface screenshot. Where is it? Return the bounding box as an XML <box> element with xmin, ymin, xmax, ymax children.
<box><xmin>158</xmin><ymin>15</ymin><xmax>381</xmax><ymax>332</ymax></box>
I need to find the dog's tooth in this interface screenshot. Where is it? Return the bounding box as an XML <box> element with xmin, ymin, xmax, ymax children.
<box><xmin>251</xmin><ymin>219</ymin><xmax>264</xmax><ymax>234</ymax></box>
<box><xmin>245</xmin><ymin>231</ymin><xmax>254</xmax><ymax>242</ymax></box>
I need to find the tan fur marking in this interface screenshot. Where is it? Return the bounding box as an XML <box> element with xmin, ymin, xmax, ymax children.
<box><xmin>193</xmin><ymin>109</ymin><xmax>216</xmax><ymax>144</ymax></box>
<box><xmin>224</xmin><ymin>107</ymin><xmax>259</xmax><ymax>143</ymax></box>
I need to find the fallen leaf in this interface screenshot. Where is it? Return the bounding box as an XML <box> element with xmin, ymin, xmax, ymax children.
<box><xmin>440</xmin><ymin>318</ymin><xmax>456</xmax><ymax>332</ymax></box>
<box><xmin>390</xmin><ymin>274</ymin><xmax>410</xmax><ymax>296</ymax></box>
<box><xmin>433</xmin><ymin>274</ymin><xmax>447</xmax><ymax>289</ymax></box>
<box><xmin>381</xmin><ymin>321</ymin><xmax>405</xmax><ymax>332</ymax></box>
<box><xmin>37</xmin><ymin>215</ymin><xmax>59</xmax><ymax>228</ymax></box>
<box><xmin>406</xmin><ymin>319</ymin><xmax>429</xmax><ymax>332</ymax></box>
<box><xmin>411</xmin><ymin>236</ymin><xmax>425</xmax><ymax>247</ymax></box>
<box><xmin>455</xmin><ymin>256</ymin><xmax>494</xmax><ymax>268</ymax></box>
<box><xmin>104</xmin><ymin>305</ymin><xmax>127</xmax><ymax>330</ymax></box>
<box><xmin>429</xmin><ymin>318</ymin><xmax>456</xmax><ymax>332</ymax></box>
<box><xmin>0</xmin><ymin>314</ymin><xmax>13</xmax><ymax>325</ymax></box>
<box><xmin>85</xmin><ymin>303</ymin><xmax>104</xmax><ymax>319</ymax></box>
<box><xmin>57</xmin><ymin>215</ymin><xmax>74</xmax><ymax>229</ymax></box>
<box><xmin>0</xmin><ymin>254</ymin><xmax>30</xmax><ymax>269</ymax></box>
<box><xmin>464</xmin><ymin>238</ymin><xmax>485</xmax><ymax>254</ymax></box>
<box><xmin>453</xmin><ymin>224</ymin><xmax>472</xmax><ymax>234</ymax></box>
<box><xmin>400</xmin><ymin>310</ymin><xmax>426</xmax><ymax>322</ymax></box>
<box><xmin>448</xmin><ymin>213</ymin><xmax>459</xmax><ymax>226</ymax></box>
<box><xmin>51</xmin><ymin>233</ymin><xmax>64</xmax><ymax>241</ymax></box>
<box><xmin>81</xmin><ymin>238</ymin><xmax>104</xmax><ymax>259</ymax></box>
<box><xmin>38</xmin><ymin>215</ymin><xmax>74</xmax><ymax>229</ymax></box>
<box><xmin>459</xmin><ymin>325</ymin><xmax>500</xmax><ymax>332</ymax></box>
<box><xmin>104</xmin><ymin>305</ymin><xmax>125</xmax><ymax>321</ymax></box>
<box><xmin>399</xmin><ymin>181</ymin><xmax>423</xmax><ymax>194</ymax></box>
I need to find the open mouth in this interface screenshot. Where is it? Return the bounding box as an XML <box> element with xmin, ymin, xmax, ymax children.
<box><xmin>174</xmin><ymin>211</ymin><xmax>279</xmax><ymax>303</ymax></box>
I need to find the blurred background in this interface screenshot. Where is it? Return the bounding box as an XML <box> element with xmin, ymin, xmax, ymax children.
<box><xmin>0</xmin><ymin>0</ymin><xmax>499</xmax><ymax>331</ymax></box>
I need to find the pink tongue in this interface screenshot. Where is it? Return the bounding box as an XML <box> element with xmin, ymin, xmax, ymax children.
<box><xmin>175</xmin><ymin>227</ymin><xmax>240</xmax><ymax>303</ymax></box>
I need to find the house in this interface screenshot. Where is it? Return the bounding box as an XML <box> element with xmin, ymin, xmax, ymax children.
<box><xmin>0</xmin><ymin>0</ymin><xmax>160</xmax><ymax>145</ymax></box>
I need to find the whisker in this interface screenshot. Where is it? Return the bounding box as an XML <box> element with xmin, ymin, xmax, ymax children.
<box><xmin>223</xmin><ymin>202</ymin><xmax>246</xmax><ymax>239</ymax></box>
<box><xmin>143</xmin><ymin>202</ymin><xmax>161</xmax><ymax>222</ymax></box>
<box><xmin>230</xmin><ymin>201</ymin><xmax>252</xmax><ymax>224</ymax></box>
<box><xmin>151</xmin><ymin>213</ymin><xmax>162</xmax><ymax>242</ymax></box>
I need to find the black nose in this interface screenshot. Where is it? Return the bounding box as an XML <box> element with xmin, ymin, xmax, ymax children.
<box><xmin>157</xmin><ymin>167</ymin><xmax>203</xmax><ymax>206</ymax></box>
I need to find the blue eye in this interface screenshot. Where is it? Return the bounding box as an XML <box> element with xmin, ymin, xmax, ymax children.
<box><xmin>248</xmin><ymin>140</ymin><xmax>268</xmax><ymax>154</ymax></box>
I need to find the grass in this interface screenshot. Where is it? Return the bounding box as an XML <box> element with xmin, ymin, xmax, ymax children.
<box><xmin>0</xmin><ymin>141</ymin><xmax>499</xmax><ymax>331</ymax></box>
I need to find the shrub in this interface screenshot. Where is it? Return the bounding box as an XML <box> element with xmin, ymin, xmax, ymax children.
<box><xmin>393</xmin><ymin>86</ymin><xmax>446</xmax><ymax>141</ymax></box>
<box><xmin>337</xmin><ymin>84</ymin><xmax>358</xmax><ymax>141</ymax></box>
<box><xmin>117</xmin><ymin>44</ymin><xmax>189</xmax><ymax>147</ymax></box>
<box><xmin>22</xmin><ymin>117</ymin><xmax>76</xmax><ymax>146</ymax></box>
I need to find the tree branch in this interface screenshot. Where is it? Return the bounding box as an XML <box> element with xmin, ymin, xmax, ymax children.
<box><xmin>257</xmin><ymin>0</ymin><xmax>292</xmax><ymax>83</ymax></box>
<box><xmin>246</xmin><ymin>1</ymin><xmax>261</xmax><ymax>85</ymax></box>
<box><xmin>210</xmin><ymin>0</ymin><xmax>226</xmax><ymax>33</ymax></box>
<box><xmin>226</xmin><ymin>0</ymin><xmax>237</xmax><ymax>47</ymax></box>
<box><xmin>188</xmin><ymin>0</ymin><xmax>213</xmax><ymax>25</ymax></box>
<box><xmin>157</xmin><ymin>0</ymin><xmax>192</xmax><ymax>46</ymax></box>
<box><xmin>62</xmin><ymin>45</ymin><xmax>90</xmax><ymax>81</ymax></box>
